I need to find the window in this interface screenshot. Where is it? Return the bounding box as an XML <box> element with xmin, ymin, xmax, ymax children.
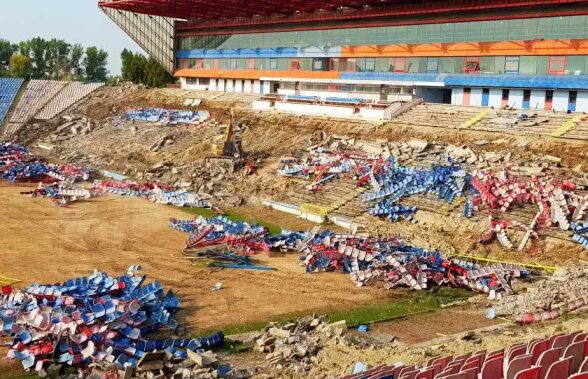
<box><xmin>548</xmin><ymin>56</ymin><xmax>566</xmax><ymax>74</ymax></box>
<box><xmin>329</xmin><ymin>58</ymin><xmax>339</xmax><ymax>71</ymax></box>
<box><xmin>289</xmin><ymin>59</ymin><xmax>300</xmax><ymax>71</ymax></box>
<box><xmin>346</xmin><ymin>58</ymin><xmax>357</xmax><ymax>72</ymax></box>
<box><xmin>248</xmin><ymin>59</ymin><xmax>255</xmax><ymax>70</ymax></box>
<box><xmin>365</xmin><ymin>58</ymin><xmax>376</xmax><ymax>72</ymax></box>
<box><xmin>569</xmin><ymin>90</ymin><xmax>577</xmax><ymax>104</ymax></box>
<box><xmin>312</xmin><ymin>58</ymin><xmax>325</xmax><ymax>71</ymax></box>
<box><xmin>394</xmin><ymin>58</ymin><xmax>406</xmax><ymax>73</ymax></box>
<box><xmin>194</xmin><ymin>59</ymin><xmax>204</xmax><ymax>69</ymax></box>
<box><xmin>229</xmin><ymin>59</ymin><xmax>237</xmax><ymax>70</ymax></box>
<box><xmin>199</xmin><ymin>78</ymin><xmax>210</xmax><ymax>86</ymax></box>
<box><xmin>502</xmin><ymin>89</ymin><xmax>510</xmax><ymax>101</ymax></box>
<box><xmin>504</xmin><ymin>56</ymin><xmax>520</xmax><ymax>74</ymax></box>
<box><xmin>213</xmin><ymin>59</ymin><xmax>220</xmax><ymax>69</ymax></box>
<box><xmin>270</xmin><ymin>59</ymin><xmax>278</xmax><ymax>70</ymax></box>
<box><xmin>187</xmin><ymin>78</ymin><xmax>198</xmax><ymax>85</ymax></box>
<box><xmin>464</xmin><ymin>58</ymin><xmax>480</xmax><ymax>73</ymax></box>
<box><xmin>426</xmin><ymin>58</ymin><xmax>439</xmax><ymax>73</ymax></box>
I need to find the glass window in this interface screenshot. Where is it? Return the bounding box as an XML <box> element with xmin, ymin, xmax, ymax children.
<box><xmin>394</xmin><ymin>57</ymin><xmax>406</xmax><ymax>73</ymax></box>
<box><xmin>406</xmin><ymin>58</ymin><xmax>420</xmax><ymax>73</ymax></box>
<box><xmin>504</xmin><ymin>56</ymin><xmax>520</xmax><ymax>74</ymax></box>
<box><xmin>537</xmin><ymin>56</ymin><xmax>549</xmax><ymax>74</ymax></box>
<box><xmin>178</xmin><ymin>15</ymin><xmax>588</xmax><ymax>51</ymax></box>
<box><xmin>375</xmin><ymin>58</ymin><xmax>389</xmax><ymax>72</ymax></box>
<box><xmin>229</xmin><ymin>59</ymin><xmax>237</xmax><ymax>69</ymax></box>
<box><xmin>566</xmin><ymin>56</ymin><xmax>586</xmax><ymax>75</ymax></box>
<box><xmin>548</xmin><ymin>56</ymin><xmax>566</xmax><ymax>74</ymax></box>
<box><xmin>270</xmin><ymin>58</ymin><xmax>277</xmax><ymax>70</ymax></box>
<box><xmin>479</xmin><ymin>57</ymin><xmax>495</xmax><ymax>73</ymax></box>
<box><xmin>426</xmin><ymin>58</ymin><xmax>439</xmax><ymax>73</ymax></box>
<box><xmin>519</xmin><ymin>56</ymin><xmax>537</xmax><ymax>75</ymax></box>
<box><xmin>365</xmin><ymin>58</ymin><xmax>376</xmax><ymax>72</ymax></box>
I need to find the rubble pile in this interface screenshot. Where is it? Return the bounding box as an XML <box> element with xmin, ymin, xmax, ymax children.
<box><xmin>1</xmin><ymin>266</ymin><xmax>225</xmax><ymax>376</ymax></box>
<box><xmin>125</xmin><ymin>108</ymin><xmax>209</xmax><ymax>125</ymax></box>
<box><xmin>277</xmin><ymin>136</ymin><xmax>588</xmax><ymax>251</ymax></box>
<box><xmin>42</xmin><ymin>116</ymin><xmax>99</xmax><ymax>143</ymax></box>
<box><xmin>473</xmin><ymin>170</ymin><xmax>588</xmax><ymax>251</ymax></box>
<box><xmin>93</xmin><ymin>179</ymin><xmax>213</xmax><ymax>208</ymax></box>
<box><xmin>253</xmin><ymin>315</ymin><xmax>348</xmax><ymax>373</ymax></box>
<box><xmin>1</xmin><ymin>142</ymin><xmax>214</xmax><ymax>208</ymax></box>
<box><xmin>297</xmin><ymin>230</ymin><xmax>530</xmax><ymax>298</ymax></box>
<box><xmin>170</xmin><ymin>216</ymin><xmax>531</xmax><ymax>298</ymax></box>
<box><xmin>169</xmin><ymin>216</ymin><xmax>271</xmax><ymax>253</ymax></box>
<box><xmin>0</xmin><ymin>142</ymin><xmax>93</xmax><ymax>183</ymax></box>
<box><xmin>494</xmin><ymin>265</ymin><xmax>588</xmax><ymax>323</ymax></box>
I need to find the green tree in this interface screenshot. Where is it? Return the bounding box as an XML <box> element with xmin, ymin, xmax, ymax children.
<box><xmin>70</xmin><ymin>43</ymin><xmax>84</xmax><ymax>77</ymax></box>
<box><xmin>120</xmin><ymin>50</ymin><xmax>172</xmax><ymax>88</ymax></box>
<box><xmin>0</xmin><ymin>39</ymin><xmax>18</xmax><ymax>71</ymax></box>
<box><xmin>83</xmin><ymin>46</ymin><xmax>108</xmax><ymax>81</ymax></box>
<box><xmin>28</xmin><ymin>37</ymin><xmax>49</xmax><ymax>78</ymax></box>
<box><xmin>10</xmin><ymin>54</ymin><xmax>32</xmax><ymax>78</ymax></box>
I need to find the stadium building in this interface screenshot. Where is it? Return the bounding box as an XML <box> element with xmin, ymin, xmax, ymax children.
<box><xmin>99</xmin><ymin>0</ymin><xmax>588</xmax><ymax>112</ymax></box>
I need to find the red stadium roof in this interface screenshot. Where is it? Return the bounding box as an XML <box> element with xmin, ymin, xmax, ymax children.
<box><xmin>98</xmin><ymin>0</ymin><xmax>588</xmax><ymax>20</ymax></box>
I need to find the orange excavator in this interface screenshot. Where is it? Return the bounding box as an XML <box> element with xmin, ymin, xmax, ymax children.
<box><xmin>209</xmin><ymin>108</ymin><xmax>243</xmax><ymax>171</ymax></box>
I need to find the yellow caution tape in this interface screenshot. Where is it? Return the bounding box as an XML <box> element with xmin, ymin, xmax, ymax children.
<box><xmin>300</xmin><ymin>203</ymin><xmax>329</xmax><ymax>217</ymax></box>
<box><xmin>0</xmin><ymin>275</ymin><xmax>22</xmax><ymax>285</ymax></box>
<box><xmin>455</xmin><ymin>254</ymin><xmax>557</xmax><ymax>272</ymax></box>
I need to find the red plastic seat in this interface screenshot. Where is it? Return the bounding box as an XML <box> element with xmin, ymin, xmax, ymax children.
<box><xmin>579</xmin><ymin>357</ymin><xmax>588</xmax><ymax>374</ymax></box>
<box><xmin>461</xmin><ymin>361</ymin><xmax>480</xmax><ymax>373</ymax></box>
<box><xmin>568</xmin><ymin>373</ymin><xmax>588</xmax><ymax>379</ymax></box>
<box><xmin>551</xmin><ymin>335</ymin><xmax>570</xmax><ymax>351</ymax></box>
<box><xmin>548</xmin><ymin>334</ymin><xmax>565</xmax><ymax>349</ymax></box>
<box><xmin>416</xmin><ymin>367</ymin><xmax>437</xmax><ymax>379</ymax></box>
<box><xmin>480</xmin><ymin>356</ymin><xmax>503</xmax><ymax>379</ymax></box>
<box><xmin>400</xmin><ymin>369</ymin><xmax>420</xmax><ymax>379</ymax></box>
<box><xmin>437</xmin><ymin>373</ymin><xmax>467</xmax><ymax>379</ymax></box>
<box><xmin>509</xmin><ymin>345</ymin><xmax>530</xmax><ymax>365</ymax></box>
<box><xmin>563</xmin><ymin>341</ymin><xmax>586</xmax><ymax>374</ymax></box>
<box><xmin>529</xmin><ymin>340</ymin><xmax>549</xmax><ymax>365</ymax></box>
<box><xmin>544</xmin><ymin>356</ymin><xmax>571</xmax><ymax>379</ymax></box>
<box><xmin>429</xmin><ymin>356</ymin><xmax>452</xmax><ymax>370</ymax></box>
<box><xmin>506</xmin><ymin>354</ymin><xmax>533</xmax><ymax>379</ymax></box>
<box><xmin>487</xmin><ymin>348</ymin><xmax>505</xmax><ymax>361</ymax></box>
<box><xmin>572</xmin><ymin>333</ymin><xmax>588</xmax><ymax>344</ymax></box>
<box><xmin>460</xmin><ymin>367</ymin><xmax>478</xmax><ymax>379</ymax></box>
<box><xmin>537</xmin><ymin>348</ymin><xmax>562</xmax><ymax>379</ymax></box>
<box><xmin>514</xmin><ymin>367</ymin><xmax>540</xmax><ymax>379</ymax></box>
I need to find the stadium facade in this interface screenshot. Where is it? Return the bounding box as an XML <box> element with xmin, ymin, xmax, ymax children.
<box><xmin>100</xmin><ymin>0</ymin><xmax>588</xmax><ymax>111</ymax></box>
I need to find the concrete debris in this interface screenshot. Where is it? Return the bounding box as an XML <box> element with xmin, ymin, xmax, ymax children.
<box><xmin>494</xmin><ymin>265</ymin><xmax>588</xmax><ymax>322</ymax></box>
<box><xmin>253</xmin><ymin>315</ymin><xmax>347</xmax><ymax>372</ymax></box>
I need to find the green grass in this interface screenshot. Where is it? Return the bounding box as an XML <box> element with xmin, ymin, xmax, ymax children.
<box><xmin>180</xmin><ymin>207</ymin><xmax>283</xmax><ymax>235</ymax></box>
<box><xmin>196</xmin><ymin>287</ymin><xmax>474</xmax><ymax>337</ymax></box>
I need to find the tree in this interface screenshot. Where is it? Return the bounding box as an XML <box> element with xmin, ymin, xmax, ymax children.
<box><xmin>28</xmin><ymin>37</ymin><xmax>49</xmax><ymax>79</ymax></box>
<box><xmin>70</xmin><ymin>43</ymin><xmax>84</xmax><ymax>77</ymax></box>
<box><xmin>10</xmin><ymin>54</ymin><xmax>32</xmax><ymax>78</ymax></box>
<box><xmin>120</xmin><ymin>50</ymin><xmax>172</xmax><ymax>88</ymax></box>
<box><xmin>0</xmin><ymin>39</ymin><xmax>17</xmax><ymax>71</ymax></box>
<box><xmin>83</xmin><ymin>46</ymin><xmax>108</xmax><ymax>81</ymax></box>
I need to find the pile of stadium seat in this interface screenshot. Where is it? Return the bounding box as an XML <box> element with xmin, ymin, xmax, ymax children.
<box><xmin>9</xmin><ymin>80</ymin><xmax>68</xmax><ymax>123</ymax></box>
<box><xmin>37</xmin><ymin>82</ymin><xmax>104</xmax><ymax>120</ymax></box>
<box><xmin>1</xmin><ymin>265</ymin><xmax>224</xmax><ymax>372</ymax></box>
<box><xmin>125</xmin><ymin>107</ymin><xmax>209</xmax><ymax>125</ymax></box>
<box><xmin>0</xmin><ymin>78</ymin><xmax>24</xmax><ymax>124</ymax></box>
<box><xmin>341</xmin><ymin>330</ymin><xmax>588</xmax><ymax>379</ymax></box>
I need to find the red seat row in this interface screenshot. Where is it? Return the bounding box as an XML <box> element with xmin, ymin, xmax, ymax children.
<box><xmin>341</xmin><ymin>330</ymin><xmax>588</xmax><ymax>379</ymax></box>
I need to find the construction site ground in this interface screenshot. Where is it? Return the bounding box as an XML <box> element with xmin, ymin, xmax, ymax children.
<box><xmin>1</xmin><ymin>85</ymin><xmax>588</xmax><ymax>377</ymax></box>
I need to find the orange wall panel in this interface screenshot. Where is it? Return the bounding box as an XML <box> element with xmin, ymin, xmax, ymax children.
<box><xmin>341</xmin><ymin>39</ymin><xmax>588</xmax><ymax>57</ymax></box>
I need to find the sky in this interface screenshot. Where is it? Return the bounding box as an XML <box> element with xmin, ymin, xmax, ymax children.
<box><xmin>0</xmin><ymin>0</ymin><xmax>144</xmax><ymax>75</ymax></box>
